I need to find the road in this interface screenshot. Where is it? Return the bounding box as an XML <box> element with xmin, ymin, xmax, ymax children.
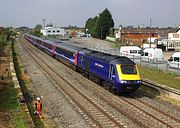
<box><xmin>72</xmin><ymin>37</ymin><xmax>115</xmax><ymax>50</ymax></box>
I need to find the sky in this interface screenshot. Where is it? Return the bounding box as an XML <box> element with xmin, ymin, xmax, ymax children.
<box><xmin>0</xmin><ymin>0</ymin><xmax>180</xmax><ymax>28</ymax></box>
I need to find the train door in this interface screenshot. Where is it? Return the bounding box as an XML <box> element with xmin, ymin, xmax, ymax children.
<box><xmin>74</xmin><ymin>51</ymin><xmax>78</xmax><ymax>65</ymax></box>
<box><xmin>79</xmin><ymin>55</ymin><xmax>83</xmax><ymax>67</ymax></box>
<box><xmin>109</xmin><ymin>64</ymin><xmax>116</xmax><ymax>83</ymax></box>
<box><xmin>85</xmin><ymin>57</ymin><xmax>90</xmax><ymax>72</ymax></box>
<box><xmin>52</xmin><ymin>45</ymin><xmax>56</xmax><ymax>58</ymax></box>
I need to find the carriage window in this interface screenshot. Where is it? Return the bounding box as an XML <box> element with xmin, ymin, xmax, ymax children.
<box><xmin>44</xmin><ymin>43</ymin><xmax>51</xmax><ymax>49</ymax></box>
<box><xmin>70</xmin><ymin>52</ymin><xmax>73</xmax><ymax>57</ymax></box>
<box><xmin>121</xmin><ymin>65</ymin><xmax>137</xmax><ymax>74</ymax></box>
<box><xmin>56</xmin><ymin>47</ymin><xmax>61</xmax><ymax>53</ymax></box>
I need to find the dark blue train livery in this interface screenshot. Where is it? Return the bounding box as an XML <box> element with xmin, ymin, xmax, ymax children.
<box><xmin>24</xmin><ymin>34</ymin><xmax>141</xmax><ymax>93</ymax></box>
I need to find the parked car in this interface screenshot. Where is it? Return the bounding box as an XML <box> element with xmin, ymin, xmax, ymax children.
<box><xmin>141</xmin><ymin>48</ymin><xmax>164</xmax><ymax>62</ymax></box>
<box><xmin>120</xmin><ymin>46</ymin><xmax>142</xmax><ymax>58</ymax></box>
<box><xmin>168</xmin><ymin>52</ymin><xmax>180</xmax><ymax>69</ymax></box>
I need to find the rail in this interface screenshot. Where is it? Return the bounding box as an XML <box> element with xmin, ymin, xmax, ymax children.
<box><xmin>142</xmin><ymin>78</ymin><xmax>180</xmax><ymax>101</ymax></box>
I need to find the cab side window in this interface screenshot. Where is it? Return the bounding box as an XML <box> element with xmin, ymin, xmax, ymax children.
<box><xmin>80</xmin><ymin>56</ymin><xmax>83</xmax><ymax>61</ymax></box>
<box><xmin>112</xmin><ymin>67</ymin><xmax>116</xmax><ymax>75</ymax></box>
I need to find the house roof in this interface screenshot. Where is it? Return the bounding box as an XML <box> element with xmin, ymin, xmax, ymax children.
<box><xmin>168</xmin><ymin>27</ymin><xmax>180</xmax><ymax>33</ymax></box>
<box><xmin>43</xmin><ymin>26</ymin><xmax>64</xmax><ymax>30</ymax></box>
<box><xmin>121</xmin><ymin>28</ymin><xmax>166</xmax><ymax>34</ymax></box>
<box><xmin>120</xmin><ymin>28</ymin><xmax>172</xmax><ymax>38</ymax></box>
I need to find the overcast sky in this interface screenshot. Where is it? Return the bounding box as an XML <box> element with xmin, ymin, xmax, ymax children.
<box><xmin>0</xmin><ymin>0</ymin><xmax>180</xmax><ymax>28</ymax></box>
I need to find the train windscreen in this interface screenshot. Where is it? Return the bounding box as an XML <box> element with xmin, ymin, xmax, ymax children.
<box><xmin>121</xmin><ymin>65</ymin><xmax>137</xmax><ymax>74</ymax></box>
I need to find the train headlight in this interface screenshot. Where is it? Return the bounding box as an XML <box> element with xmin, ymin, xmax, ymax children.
<box><xmin>120</xmin><ymin>80</ymin><xmax>128</xmax><ymax>84</ymax></box>
<box><xmin>137</xmin><ymin>80</ymin><xmax>141</xmax><ymax>84</ymax></box>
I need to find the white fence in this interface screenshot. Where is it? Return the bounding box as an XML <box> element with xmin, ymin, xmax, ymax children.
<box><xmin>158</xmin><ymin>40</ymin><xmax>180</xmax><ymax>51</ymax></box>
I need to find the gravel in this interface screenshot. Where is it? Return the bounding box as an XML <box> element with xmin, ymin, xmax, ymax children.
<box><xmin>16</xmin><ymin>38</ymin><xmax>92</xmax><ymax>128</ymax></box>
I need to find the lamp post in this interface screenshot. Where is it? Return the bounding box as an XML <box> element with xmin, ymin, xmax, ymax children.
<box><xmin>149</xmin><ymin>18</ymin><xmax>152</xmax><ymax>48</ymax></box>
<box><xmin>86</xmin><ymin>28</ymin><xmax>88</xmax><ymax>38</ymax></box>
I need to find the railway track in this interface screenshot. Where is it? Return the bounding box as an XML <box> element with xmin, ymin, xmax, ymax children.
<box><xmin>19</xmin><ymin>36</ymin><xmax>124</xmax><ymax>127</ymax></box>
<box><xmin>142</xmin><ymin>79</ymin><xmax>180</xmax><ymax>101</ymax></box>
<box><xmin>19</xmin><ymin>36</ymin><xmax>180</xmax><ymax>128</ymax></box>
<box><xmin>72</xmin><ymin>74</ymin><xmax>180</xmax><ymax>128</ymax></box>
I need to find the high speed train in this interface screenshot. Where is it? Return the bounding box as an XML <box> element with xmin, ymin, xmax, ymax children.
<box><xmin>24</xmin><ymin>34</ymin><xmax>141</xmax><ymax>93</ymax></box>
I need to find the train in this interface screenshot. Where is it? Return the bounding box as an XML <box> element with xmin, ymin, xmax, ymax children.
<box><xmin>24</xmin><ymin>34</ymin><xmax>141</xmax><ymax>93</ymax></box>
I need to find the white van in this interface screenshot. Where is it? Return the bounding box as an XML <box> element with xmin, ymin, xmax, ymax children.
<box><xmin>168</xmin><ymin>52</ymin><xmax>180</xmax><ymax>69</ymax></box>
<box><xmin>141</xmin><ymin>48</ymin><xmax>163</xmax><ymax>62</ymax></box>
<box><xmin>120</xmin><ymin>46</ymin><xmax>142</xmax><ymax>58</ymax></box>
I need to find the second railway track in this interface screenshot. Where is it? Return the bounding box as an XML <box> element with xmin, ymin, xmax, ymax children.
<box><xmin>18</xmin><ymin>35</ymin><xmax>180</xmax><ymax>128</ymax></box>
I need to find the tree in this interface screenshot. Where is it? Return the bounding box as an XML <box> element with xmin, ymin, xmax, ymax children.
<box><xmin>85</xmin><ymin>16</ymin><xmax>98</xmax><ymax>36</ymax></box>
<box><xmin>96</xmin><ymin>8</ymin><xmax>114</xmax><ymax>39</ymax></box>
<box><xmin>30</xmin><ymin>24</ymin><xmax>42</xmax><ymax>37</ymax></box>
<box><xmin>85</xmin><ymin>8</ymin><xmax>114</xmax><ymax>39</ymax></box>
<box><xmin>0</xmin><ymin>28</ymin><xmax>17</xmax><ymax>45</ymax></box>
<box><xmin>34</xmin><ymin>24</ymin><xmax>42</xmax><ymax>30</ymax></box>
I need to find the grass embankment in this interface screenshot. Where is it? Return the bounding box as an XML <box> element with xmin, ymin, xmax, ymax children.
<box><xmin>12</xmin><ymin>39</ymin><xmax>45</xmax><ymax>128</ymax></box>
<box><xmin>139</xmin><ymin>66</ymin><xmax>180</xmax><ymax>90</ymax></box>
<box><xmin>0</xmin><ymin>81</ymin><xmax>27</xmax><ymax>127</ymax></box>
<box><xmin>0</xmin><ymin>41</ymin><xmax>27</xmax><ymax>127</ymax></box>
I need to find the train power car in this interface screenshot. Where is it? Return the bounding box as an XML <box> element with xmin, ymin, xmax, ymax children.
<box><xmin>78</xmin><ymin>50</ymin><xmax>141</xmax><ymax>93</ymax></box>
<box><xmin>24</xmin><ymin>34</ymin><xmax>141</xmax><ymax>93</ymax></box>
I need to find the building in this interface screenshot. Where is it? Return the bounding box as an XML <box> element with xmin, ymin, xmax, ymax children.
<box><xmin>157</xmin><ymin>27</ymin><xmax>180</xmax><ymax>51</ymax></box>
<box><xmin>41</xmin><ymin>26</ymin><xmax>66</xmax><ymax>36</ymax></box>
<box><xmin>168</xmin><ymin>27</ymin><xmax>180</xmax><ymax>40</ymax></box>
<box><xmin>116</xmin><ymin>28</ymin><xmax>171</xmax><ymax>45</ymax></box>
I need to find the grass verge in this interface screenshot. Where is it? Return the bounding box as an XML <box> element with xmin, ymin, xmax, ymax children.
<box><xmin>0</xmin><ymin>81</ymin><xmax>28</xmax><ymax>128</ymax></box>
<box><xmin>0</xmin><ymin>40</ymin><xmax>27</xmax><ymax>127</ymax></box>
<box><xmin>12</xmin><ymin>39</ymin><xmax>44</xmax><ymax>128</ymax></box>
<box><xmin>139</xmin><ymin>66</ymin><xmax>180</xmax><ymax>90</ymax></box>
<box><xmin>0</xmin><ymin>81</ymin><xmax>18</xmax><ymax>111</ymax></box>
